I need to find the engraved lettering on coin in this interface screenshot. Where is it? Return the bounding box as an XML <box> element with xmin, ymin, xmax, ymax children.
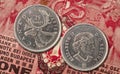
<box><xmin>14</xmin><ymin>5</ymin><xmax>61</xmax><ymax>52</ymax></box>
<box><xmin>61</xmin><ymin>24</ymin><xmax>108</xmax><ymax>71</ymax></box>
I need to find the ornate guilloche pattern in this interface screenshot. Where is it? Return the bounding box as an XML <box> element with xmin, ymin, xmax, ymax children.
<box><xmin>0</xmin><ymin>0</ymin><xmax>120</xmax><ymax>74</ymax></box>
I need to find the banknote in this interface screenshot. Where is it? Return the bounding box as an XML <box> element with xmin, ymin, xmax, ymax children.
<box><xmin>0</xmin><ymin>0</ymin><xmax>42</xmax><ymax>74</ymax></box>
<box><xmin>48</xmin><ymin>0</ymin><xmax>120</xmax><ymax>74</ymax></box>
<box><xmin>1</xmin><ymin>0</ymin><xmax>120</xmax><ymax>74</ymax></box>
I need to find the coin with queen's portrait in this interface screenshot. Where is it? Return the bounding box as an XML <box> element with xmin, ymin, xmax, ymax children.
<box><xmin>61</xmin><ymin>23</ymin><xmax>108</xmax><ymax>71</ymax></box>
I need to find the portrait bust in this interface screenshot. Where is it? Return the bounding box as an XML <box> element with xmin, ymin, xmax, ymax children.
<box><xmin>72</xmin><ymin>32</ymin><xmax>95</xmax><ymax>62</ymax></box>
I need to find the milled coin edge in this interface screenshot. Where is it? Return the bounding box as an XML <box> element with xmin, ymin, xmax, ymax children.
<box><xmin>14</xmin><ymin>4</ymin><xmax>62</xmax><ymax>52</ymax></box>
<box><xmin>61</xmin><ymin>23</ymin><xmax>108</xmax><ymax>71</ymax></box>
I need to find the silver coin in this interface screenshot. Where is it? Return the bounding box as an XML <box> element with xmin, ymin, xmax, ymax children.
<box><xmin>61</xmin><ymin>23</ymin><xmax>108</xmax><ymax>71</ymax></box>
<box><xmin>14</xmin><ymin>5</ymin><xmax>61</xmax><ymax>52</ymax></box>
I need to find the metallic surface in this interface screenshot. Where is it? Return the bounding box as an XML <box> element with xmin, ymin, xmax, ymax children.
<box><xmin>61</xmin><ymin>23</ymin><xmax>108</xmax><ymax>71</ymax></box>
<box><xmin>14</xmin><ymin>4</ymin><xmax>61</xmax><ymax>52</ymax></box>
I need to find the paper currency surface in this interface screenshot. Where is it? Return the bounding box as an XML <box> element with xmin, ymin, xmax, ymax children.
<box><xmin>0</xmin><ymin>0</ymin><xmax>120</xmax><ymax>74</ymax></box>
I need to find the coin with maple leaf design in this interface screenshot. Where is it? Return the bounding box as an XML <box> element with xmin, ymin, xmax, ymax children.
<box><xmin>14</xmin><ymin>4</ymin><xmax>61</xmax><ymax>52</ymax></box>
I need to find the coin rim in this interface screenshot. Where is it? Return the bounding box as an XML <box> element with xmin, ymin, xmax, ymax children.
<box><xmin>61</xmin><ymin>23</ymin><xmax>108</xmax><ymax>71</ymax></box>
<box><xmin>14</xmin><ymin>4</ymin><xmax>62</xmax><ymax>52</ymax></box>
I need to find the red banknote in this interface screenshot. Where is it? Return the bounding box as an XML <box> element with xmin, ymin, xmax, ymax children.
<box><xmin>0</xmin><ymin>0</ymin><xmax>120</xmax><ymax>74</ymax></box>
<box><xmin>47</xmin><ymin>0</ymin><xmax>120</xmax><ymax>74</ymax></box>
<box><xmin>0</xmin><ymin>0</ymin><xmax>41</xmax><ymax>74</ymax></box>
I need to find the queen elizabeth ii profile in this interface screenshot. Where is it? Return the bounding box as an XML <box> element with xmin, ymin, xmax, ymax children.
<box><xmin>72</xmin><ymin>32</ymin><xmax>96</xmax><ymax>63</ymax></box>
